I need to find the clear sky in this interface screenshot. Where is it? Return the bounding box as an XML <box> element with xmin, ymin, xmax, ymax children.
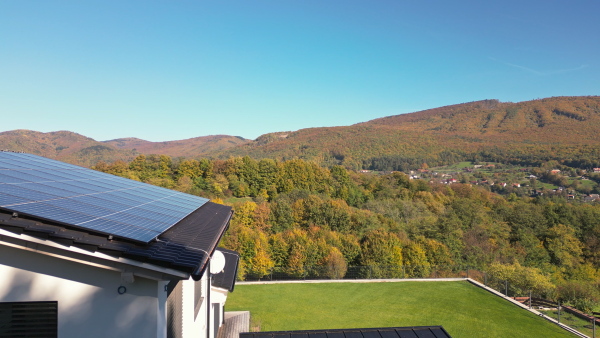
<box><xmin>1</xmin><ymin>1</ymin><xmax>598</xmax><ymax>142</ymax></box>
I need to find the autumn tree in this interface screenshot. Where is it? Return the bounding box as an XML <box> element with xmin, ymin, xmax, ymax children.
<box><xmin>487</xmin><ymin>261</ymin><xmax>555</xmax><ymax>297</ymax></box>
<box><xmin>402</xmin><ymin>241</ymin><xmax>431</xmax><ymax>277</ymax></box>
<box><xmin>359</xmin><ymin>229</ymin><xmax>404</xmax><ymax>278</ymax></box>
<box><xmin>324</xmin><ymin>247</ymin><xmax>348</xmax><ymax>279</ymax></box>
<box><xmin>545</xmin><ymin>224</ymin><xmax>583</xmax><ymax>269</ymax></box>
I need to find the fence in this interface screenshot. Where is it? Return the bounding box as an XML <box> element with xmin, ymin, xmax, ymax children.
<box><xmin>242</xmin><ymin>264</ymin><xmax>475</xmax><ymax>281</ymax></box>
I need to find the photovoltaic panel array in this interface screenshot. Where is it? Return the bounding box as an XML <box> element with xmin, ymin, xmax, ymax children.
<box><xmin>0</xmin><ymin>152</ymin><xmax>209</xmax><ymax>243</ymax></box>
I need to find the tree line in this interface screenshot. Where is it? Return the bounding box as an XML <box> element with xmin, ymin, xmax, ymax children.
<box><xmin>93</xmin><ymin>154</ymin><xmax>600</xmax><ymax>312</ymax></box>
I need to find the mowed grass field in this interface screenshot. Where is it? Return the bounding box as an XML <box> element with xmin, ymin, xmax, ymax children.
<box><xmin>226</xmin><ymin>281</ymin><xmax>577</xmax><ymax>338</ymax></box>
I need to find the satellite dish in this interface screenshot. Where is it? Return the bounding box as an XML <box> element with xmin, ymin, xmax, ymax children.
<box><xmin>210</xmin><ymin>250</ymin><xmax>226</xmax><ymax>274</ymax></box>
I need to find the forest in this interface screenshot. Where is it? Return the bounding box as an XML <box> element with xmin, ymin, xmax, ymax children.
<box><xmin>93</xmin><ymin>154</ymin><xmax>600</xmax><ymax>313</ymax></box>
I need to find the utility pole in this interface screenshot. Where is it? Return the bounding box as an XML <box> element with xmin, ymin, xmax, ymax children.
<box><xmin>558</xmin><ymin>301</ymin><xmax>561</xmax><ymax>324</ymax></box>
<box><xmin>529</xmin><ymin>291</ymin><xmax>532</xmax><ymax>309</ymax></box>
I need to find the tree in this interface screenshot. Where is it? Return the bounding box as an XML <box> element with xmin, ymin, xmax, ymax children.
<box><xmin>233</xmin><ymin>201</ymin><xmax>257</xmax><ymax>228</ymax></box>
<box><xmin>129</xmin><ymin>154</ymin><xmax>147</xmax><ymax>173</ymax></box>
<box><xmin>555</xmin><ymin>280</ymin><xmax>600</xmax><ymax>313</ymax></box>
<box><xmin>414</xmin><ymin>236</ymin><xmax>454</xmax><ymax>266</ymax></box>
<box><xmin>320</xmin><ymin>199</ymin><xmax>351</xmax><ymax>232</ymax></box>
<box><xmin>225</xmin><ymin>224</ymin><xmax>274</xmax><ymax>280</ymax></box>
<box><xmin>324</xmin><ymin>247</ymin><xmax>347</xmax><ymax>279</ymax></box>
<box><xmin>487</xmin><ymin>261</ymin><xmax>555</xmax><ymax>297</ymax></box>
<box><xmin>512</xmin><ymin>229</ymin><xmax>551</xmax><ymax>268</ymax></box>
<box><xmin>402</xmin><ymin>241</ymin><xmax>431</xmax><ymax>277</ymax></box>
<box><xmin>545</xmin><ymin>224</ymin><xmax>583</xmax><ymax>268</ymax></box>
<box><xmin>250</xmin><ymin>237</ymin><xmax>275</xmax><ymax>279</ymax></box>
<box><xmin>208</xmin><ymin>174</ymin><xmax>230</xmax><ymax>196</ymax></box>
<box><xmin>269</xmin><ymin>198</ymin><xmax>295</xmax><ymax>232</ymax></box>
<box><xmin>359</xmin><ymin>230</ymin><xmax>404</xmax><ymax>278</ymax></box>
<box><xmin>338</xmin><ymin>233</ymin><xmax>361</xmax><ymax>264</ymax></box>
<box><xmin>283</xmin><ymin>229</ymin><xmax>313</xmax><ymax>277</ymax></box>
<box><xmin>268</xmin><ymin>233</ymin><xmax>289</xmax><ymax>267</ymax></box>
<box><xmin>178</xmin><ymin>159</ymin><xmax>203</xmax><ymax>179</ymax></box>
<box><xmin>176</xmin><ymin>175</ymin><xmax>193</xmax><ymax>193</ymax></box>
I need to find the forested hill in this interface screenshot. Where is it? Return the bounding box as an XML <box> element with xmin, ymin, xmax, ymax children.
<box><xmin>0</xmin><ymin>130</ymin><xmax>137</xmax><ymax>167</ymax></box>
<box><xmin>103</xmin><ymin>135</ymin><xmax>250</xmax><ymax>158</ymax></box>
<box><xmin>212</xmin><ymin>96</ymin><xmax>600</xmax><ymax>170</ymax></box>
<box><xmin>0</xmin><ymin>130</ymin><xmax>249</xmax><ymax>167</ymax></box>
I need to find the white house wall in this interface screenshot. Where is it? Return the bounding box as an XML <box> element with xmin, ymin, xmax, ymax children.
<box><xmin>211</xmin><ymin>287</ymin><xmax>228</xmax><ymax>305</ymax></box>
<box><xmin>0</xmin><ymin>244</ymin><xmax>161</xmax><ymax>338</ymax></box>
<box><xmin>181</xmin><ymin>275</ymin><xmax>209</xmax><ymax>338</ymax></box>
<box><xmin>178</xmin><ymin>273</ymin><xmax>227</xmax><ymax>338</ymax></box>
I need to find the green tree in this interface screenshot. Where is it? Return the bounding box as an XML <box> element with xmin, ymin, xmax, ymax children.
<box><xmin>269</xmin><ymin>198</ymin><xmax>295</xmax><ymax>232</ymax></box>
<box><xmin>487</xmin><ymin>261</ymin><xmax>555</xmax><ymax>296</ymax></box>
<box><xmin>555</xmin><ymin>280</ymin><xmax>600</xmax><ymax>313</ymax></box>
<box><xmin>545</xmin><ymin>224</ymin><xmax>583</xmax><ymax>268</ymax></box>
<box><xmin>359</xmin><ymin>229</ymin><xmax>404</xmax><ymax>278</ymax></box>
<box><xmin>402</xmin><ymin>241</ymin><xmax>431</xmax><ymax>277</ymax></box>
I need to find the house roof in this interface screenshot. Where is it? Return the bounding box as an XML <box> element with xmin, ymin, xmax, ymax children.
<box><xmin>0</xmin><ymin>152</ymin><xmax>234</xmax><ymax>280</ymax></box>
<box><xmin>240</xmin><ymin>326</ymin><xmax>452</xmax><ymax>338</ymax></box>
<box><xmin>0</xmin><ymin>201</ymin><xmax>233</xmax><ymax>280</ymax></box>
<box><xmin>0</xmin><ymin>151</ymin><xmax>211</xmax><ymax>243</ymax></box>
<box><xmin>212</xmin><ymin>247</ymin><xmax>240</xmax><ymax>292</ymax></box>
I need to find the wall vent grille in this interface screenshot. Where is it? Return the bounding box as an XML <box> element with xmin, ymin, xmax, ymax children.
<box><xmin>0</xmin><ymin>301</ymin><xmax>58</xmax><ymax>338</ymax></box>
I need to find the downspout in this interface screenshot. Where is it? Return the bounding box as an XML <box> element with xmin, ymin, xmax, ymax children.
<box><xmin>206</xmin><ymin>260</ymin><xmax>211</xmax><ymax>338</ymax></box>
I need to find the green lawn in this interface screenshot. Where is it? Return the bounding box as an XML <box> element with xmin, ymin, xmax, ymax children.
<box><xmin>227</xmin><ymin>281</ymin><xmax>576</xmax><ymax>338</ymax></box>
<box><xmin>223</xmin><ymin>196</ymin><xmax>253</xmax><ymax>204</ymax></box>
<box><xmin>537</xmin><ymin>181</ymin><xmax>559</xmax><ymax>190</ymax></box>
<box><xmin>432</xmin><ymin>161</ymin><xmax>473</xmax><ymax>171</ymax></box>
<box><xmin>450</xmin><ymin>162</ymin><xmax>474</xmax><ymax>169</ymax></box>
<box><xmin>571</xmin><ymin>178</ymin><xmax>598</xmax><ymax>189</ymax></box>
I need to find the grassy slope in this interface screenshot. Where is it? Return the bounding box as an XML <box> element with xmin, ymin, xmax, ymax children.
<box><xmin>227</xmin><ymin>281</ymin><xmax>576</xmax><ymax>338</ymax></box>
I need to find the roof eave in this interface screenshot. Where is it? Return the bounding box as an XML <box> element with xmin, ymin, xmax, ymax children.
<box><xmin>0</xmin><ymin>228</ymin><xmax>190</xmax><ymax>281</ymax></box>
<box><xmin>190</xmin><ymin>208</ymin><xmax>234</xmax><ymax>281</ymax></box>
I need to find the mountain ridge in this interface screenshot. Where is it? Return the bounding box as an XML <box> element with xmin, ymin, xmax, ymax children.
<box><xmin>211</xmin><ymin>96</ymin><xmax>600</xmax><ymax>169</ymax></box>
<box><xmin>2</xmin><ymin>96</ymin><xmax>599</xmax><ymax>168</ymax></box>
<box><xmin>0</xmin><ymin>129</ymin><xmax>249</xmax><ymax>167</ymax></box>
<box><xmin>102</xmin><ymin>134</ymin><xmax>250</xmax><ymax>157</ymax></box>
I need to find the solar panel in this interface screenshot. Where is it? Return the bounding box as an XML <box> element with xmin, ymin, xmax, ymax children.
<box><xmin>0</xmin><ymin>152</ymin><xmax>209</xmax><ymax>243</ymax></box>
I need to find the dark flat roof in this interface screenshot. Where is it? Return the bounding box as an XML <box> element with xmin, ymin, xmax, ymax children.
<box><xmin>240</xmin><ymin>327</ymin><xmax>451</xmax><ymax>338</ymax></box>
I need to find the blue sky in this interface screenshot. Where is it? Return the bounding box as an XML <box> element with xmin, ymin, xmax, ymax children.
<box><xmin>1</xmin><ymin>1</ymin><xmax>598</xmax><ymax>142</ymax></box>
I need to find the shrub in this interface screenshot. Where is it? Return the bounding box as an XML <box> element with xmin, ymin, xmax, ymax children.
<box><xmin>555</xmin><ymin>280</ymin><xmax>600</xmax><ymax>313</ymax></box>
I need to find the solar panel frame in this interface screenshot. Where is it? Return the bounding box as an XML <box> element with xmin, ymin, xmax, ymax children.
<box><xmin>0</xmin><ymin>152</ymin><xmax>209</xmax><ymax>243</ymax></box>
